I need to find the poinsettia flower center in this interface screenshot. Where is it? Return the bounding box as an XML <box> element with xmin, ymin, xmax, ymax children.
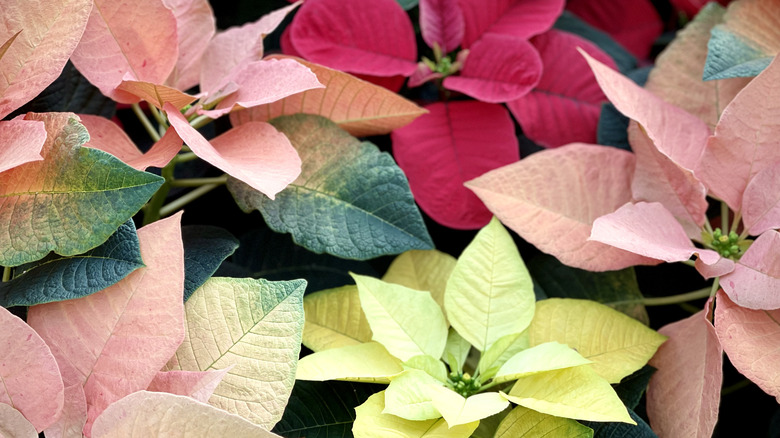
<box><xmin>703</xmin><ymin>228</ymin><xmax>749</xmax><ymax>260</ymax></box>
<box><xmin>447</xmin><ymin>371</ymin><xmax>482</xmax><ymax>397</ymax></box>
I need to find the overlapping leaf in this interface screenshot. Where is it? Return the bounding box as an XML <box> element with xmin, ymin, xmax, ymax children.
<box><xmin>296</xmin><ymin>342</ymin><xmax>404</xmax><ymax>383</ymax></box>
<box><xmin>27</xmin><ymin>213</ymin><xmax>185</xmax><ymax>436</ymax></box>
<box><xmin>529</xmin><ymin>298</ymin><xmax>666</xmax><ymax>383</ymax></box>
<box><xmin>0</xmin><ymin>119</ymin><xmax>46</xmax><ymax>173</ymax></box>
<box><xmin>466</xmin><ymin>143</ymin><xmax>656</xmax><ymax>271</ymax></box>
<box><xmin>229</xmin><ymin>114</ymin><xmax>433</xmax><ymax>260</ymax></box>
<box><xmin>720</xmin><ymin>230</ymin><xmax>780</xmax><ymax>309</ymax></box>
<box><xmin>147</xmin><ymin>368</ymin><xmax>230</xmax><ymax>403</ymax></box>
<box><xmin>742</xmin><ymin>161</ymin><xmax>780</xmax><ymax>235</ymax></box>
<box><xmin>420</xmin><ymin>0</ymin><xmax>465</xmax><ymax>52</ymax></box>
<box><xmin>0</xmin><ymin>220</ymin><xmax>143</xmax><ymax>307</ymax></box>
<box><xmin>163</xmin><ymin>0</ymin><xmax>216</xmax><ymax>91</ymax></box>
<box><xmin>0</xmin><ymin>404</ymin><xmax>37</xmax><ymax>438</ymax></box>
<box><xmin>382</xmin><ymin>249</ymin><xmax>456</xmax><ymax>315</ymax></box>
<box><xmin>429</xmin><ymin>387</ymin><xmax>509</xmax><ymax>426</ymax></box>
<box><xmin>646</xmin><ymin>303</ymin><xmax>721</xmax><ymax>438</ymax></box>
<box><xmin>302</xmin><ymin>285</ymin><xmax>373</xmax><ymax>352</ymax></box>
<box><xmin>494</xmin><ymin>406</ymin><xmax>593</xmax><ymax>438</ymax></box>
<box><xmin>164</xmin><ymin>277</ymin><xmax>305</xmax><ymax>429</ymax></box>
<box><xmin>392</xmin><ymin>101</ymin><xmax>519</xmax><ymax>229</ymax></box>
<box><xmin>230</xmin><ymin>56</ymin><xmax>427</xmax><ymax>137</ymax></box>
<box><xmin>180</xmin><ymin>225</ymin><xmax>239</xmax><ymax>301</ymax></box>
<box><xmin>384</xmin><ymin>370</ymin><xmax>444</xmax><ymax>420</ymax></box>
<box><xmin>0</xmin><ymin>113</ymin><xmax>163</xmax><ymax>267</ymax></box>
<box><xmin>507</xmin><ymin>30</ymin><xmax>614</xmax><ymax>148</ymax></box>
<box><xmin>0</xmin><ymin>0</ymin><xmax>91</xmax><ymax>117</ymax></box>
<box><xmin>457</xmin><ymin>0</ymin><xmax>564</xmax><ymax>48</ymax></box>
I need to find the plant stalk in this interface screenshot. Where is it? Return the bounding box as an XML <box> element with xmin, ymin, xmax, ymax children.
<box><xmin>169</xmin><ymin>175</ymin><xmax>228</xmax><ymax>188</ymax></box>
<box><xmin>131</xmin><ymin>103</ymin><xmax>161</xmax><ymax>142</ymax></box>
<box><xmin>142</xmin><ymin>160</ymin><xmax>175</xmax><ymax>225</ymax></box>
<box><xmin>721</xmin><ymin>202</ymin><xmax>730</xmax><ymax>235</ymax></box>
<box><xmin>189</xmin><ymin>115</ymin><xmax>213</xmax><ymax>130</ymax></box>
<box><xmin>159</xmin><ymin>183</ymin><xmax>222</xmax><ymax>217</ymax></box>
<box><xmin>641</xmin><ymin>286</ymin><xmax>712</xmax><ymax>306</ymax></box>
<box><xmin>1</xmin><ymin>266</ymin><xmax>10</xmax><ymax>282</ymax></box>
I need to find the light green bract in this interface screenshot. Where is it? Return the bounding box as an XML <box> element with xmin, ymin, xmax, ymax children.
<box><xmin>298</xmin><ymin>218</ymin><xmax>660</xmax><ymax>437</ymax></box>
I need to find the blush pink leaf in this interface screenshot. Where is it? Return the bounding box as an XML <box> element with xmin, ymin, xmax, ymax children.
<box><xmin>162</xmin><ymin>0</ymin><xmax>215</xmax><ymax>91</ymax></box>
<box><xmin>646</xmin><ymin>303</ymin><xmax>722</xmax><ymax>438</ymax></box>
<box><xmin>116</xmin><ymin>81</ymin><xmax>197</xmax><ymax>110</ymax></box>
<box><xmin>742</xmin><ymin>161</ymin><xmax>780</xmax><ymax>235</ymax></box>
<box><xmin>392</xmin><ymin>101</ymin><xmax>519</xmax><ymax>229</ymax></box>
<box><xmin>443</xmin><ymin>34</ymin><xmax>541</xmax><ymax>103</ymax></box>
<box><xmin>0</xmin><ymin>119</ymin><xmax>46</xmax><ymax>173</ymax></box>
<box><xmin>70</xmin><ymin>0</ymin><xmax>178</xmax><ymax>102</ymax></box>
<box><xmin>590</xmin><ymin>201</ymin><xmax>721</xmax><ymax>265</ymax></box>
<box><xmin>0</xmin><ymin>0</ymin><xmax>91</xmax><ymax>118</ymax></box>
<box><xmin>198</xmin><ymin>58</ymin><xmax>323</xmax><ymax>119</ymax></box>
<box><xmin>167</xmin><ymin>104</ymin><xmax>301</xmax><ymax>199</ymax></box>
<box><xmin>287</xmin><ymin>0</ymin><xmax>417</xmax><ymax>77</ymax></box>
<box><xmin>720</xmin><ymin>230</ymin><xmax>780</xmax><ymax>310</ymax></box>
<box><xmin>147</xmin><ymin>368</ymin><xmax>231</xmax><ymax>403</ymax></box>
<box><xmin>420</xmin><ymin>0</ymin><xmax>465</xmax><ymax>52</ymax></box>
<box><xmin>80</xmin><ymin>115</ymin><xmax>181</xmax><ymax>170</ymax></box>
<box><xmin>696</xmin><ymin>54</ymin><xmax>780</xmax><ymax>212</ymax></box>
<box><xmin>199</xmin><ymin>2</ymin><xmax>299</xmax><ymax>93</ymax></box>
<box><xmin>506</xmin><ymin>30</ymin><xmax>614</xmax><ymax>148</ymax></box>
<box><xmin>627</xmin><ymin>121</ymin><xmax>708</xmax><ymax>238</ymax></box>
<box><xmin>0</xmin><ymin>306</ymin><xmax>64</xmax><ymax>432</ymax></box>
<box><xmin>583</xmin><ymin>51</ymin><xmax>711</xmax><ymax>171</ymax></box>
<box><xmin>27</xmin><ymin>213</ymin><xmax>186</xmax><ymax>436</ymax></box>
<box><xmin>466</xmin><ymin>143</ymin><xmax>658</xmax><ymax>271</ymax></box>
<box><xmin>566</xmin><ymin>0</ymin><xmax>662</xmax><ymax>59</ymax></box>
<box><xmin>715</xmin><ymin>290</ymin><xmax>780</xmax><ymax>401</ymax></box>
<box><xmin>231</xmin><ymin>56</ymin><xmax>427</xmax><ymax>137</ymax></box>
<box><xmin>457</xmin><ymin>0</ymin><xmax>565</xmax><ymax>48</ymax></box>
<box><xmin>43</xmin><ymin>383</ymin><xmax>87</xmax><ymax>438</ymax></box>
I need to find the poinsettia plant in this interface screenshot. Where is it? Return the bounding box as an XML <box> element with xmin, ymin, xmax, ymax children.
<box><xmin>297</xmin><ymin>218</ymin><xmax>664</xmax><ymax>436</ymax></box>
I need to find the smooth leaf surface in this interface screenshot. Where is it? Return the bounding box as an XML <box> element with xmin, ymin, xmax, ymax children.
<box><xmin>493</xmin><ymin>342</ymin><xmax>591</xmax><ymax>384</ymax></box>
<box><xmin>302</xmin><ymin>285</ymin><xmax>373</xmax><ymax>352</ymax></box>
<box><xmin>70</xmin><ymin>0</ymin><xmax>178</xmax><ymax>101</ymax></box>
<box><xmin>392</xmin><ymin>101</ymin><xmax>519</xmax><ymax>229</ymax></box>
<box><xmin>467</xmin><ymin>143</ymin><xmax>656</xmax><ymax>271</ymax></box>
<box><xmin>181</xmin><ymin>225</ymin><xmax>239</xmax><ymax>301</ymax></box>
<box><xmin>645</xmin><ymin>3</ymin><xmax>749</xmax><ymax>130</ymax></box>
<box><xmin>443</xmin><ymin>329</ymin><xmax>472</xmax><ymax>373</ymax></box>
<box><xmin>528</xmin><ymin>254</ymin><xmax>648</xmax><ymax>325</ymax></box>
<box><xmin>703</xmin><ymin>0</ymin><xmax>780</xmax><ymax>80</ymax></box>
<box><xmin>420</xmin><ymin>0</ymin><xmax>465</xmax><ymax>53</ymax></box>
<box><xmin>165</xmin><ymin>277</ymin><xmax>305</xmax><ymax>429</ymax></box>
<box><xmin>584</xmin><ymin>51</ymin><xmax>711</xmax><ymax>172</ymax></box>
<box><xmin>566</xmin><ymin>0</ymin><xmax>662</xmax><ymax>59</ymax></box>
<box><xmin>697</xmin><ymin>54</ymin><xmax>780</xmax><ymax>211</ymax></box>
<box><xmin>296</xmin><ymin>342</ymin><xmax>404</xmax><ymax>384</ymax></box>
<box><xmin>404</xmin><ymin>355</ymin><xmax>448</xmax><ymax>383</ymax></box>
<box><xmin>28</xmin><ymin>213</ymin><xmax>185</xmax><ymax>436</ymax></box>
<box><xmin>147</xmin><ymin>368</ymin><xmax>230</xmax><ymax>403</ymax></box>
<box><xmin>507</xmin><ymin>30</ymin><xmax>614</xmax><ymax>148</ymax></box>
<box><xmin>646</xmin><ymin>303</ymin><xmax>721</xmax><ymax>438</ymax></box>
<box><xmin>457</xmin><ymin>0</ymin><xmax>564</xmax><ymax>48</ymax></box>
<box><xmin>444</xmin><ymin>34</ymin><xmax>541</xmax><ymax>103</ymax></box>
<box><xmin>0</xmin><ymin>0</ymin><xmax>91</xmax><ymax>118</ymax></box>
<box><xmin>384</xmin><ymin>370</ymin><xmax>443</xmax><ymax>421</ymax></box>
<box><xmin>494</xmin><ymin>405</ymin><xmax>593</xmax><ymax>438</ymax></box>
<box><xmin>0</xmin><ymin>119</ymin><xmax>46</xmax><ymax>173</ymax></box>
<box><xmin>428</xmin><ymin>387</ymin><xmax>509</xmax><ymax>426</ymax></box>
<box><xmin>477</xmin><ymin>331</ymin><xmax>529</xmax><ymax>381</ymax></box>
<box><xmin>715</xmin><ymin>290</ymin><xmax>780</xmax><ymax>401</ymax></box>
<box><xmin>720</xmin><ymin>230</ymin><xmax>780</xmax><ymax>310</ymax></box>
<box><xmin>529</xmin><ymin>298</ymin><xmax>666</xmax><ymax>383</ymax></box>
<box><xmin>43</xmin><ymin>383</ymin><xmax>87</xmax><ymax>438</ymax></box>
<box><xmin>80</xmin><ymin>114</ymin><xmax>180</xmax><ymax>170</ymax></box>
<box><xmin>115</xmin><ymin>81</ymin><xmax>197</xmax><ymax>110</ymax></box>
<box><xmin>352</xmin><ymin>392</ymin><xmax>478</xmax><ymax>438</ymax></box>
<box><xmin>0</xmin><ymin>306</ymin><xmax>64</xmax><ymax>432</ymax></box>
<box><xmin>382</xmin><ymin>249</ymin><xmax>456</xmax><ymax>316</ymax></box>
<box><xmin>353</xmin><ymin>274</ymin><xmax>448</xmax><ymax>362</ymax></box>
<box><xmin>163</xmin><ymin>0</ymin><xmax>215</xmax><ymax>91</ymax></box>
<box><xmin>0</xmin><ymin>404</ymin><xmax>37</xmax><ymax>438</ymax></box>
<box><xmin>0</xmin><ymin>220</ymin><xmax>143</xmax><ymax>307</ymax></box>
<box><xmin>742</xmin><ymin>161</ymin><xmax>780</xmax><ymax>235</ymax></box>
<box><xmin>167</xmin><ymin>104</ymin><xmax>301</xmax><ymax>200</ymax></box>
<box><xmin>506</xmin><ymin>365</ymin><xmax>634</xmax><ymax>424</ymax></box>
<box><xmin>272</xmin><ymin>380</ymin><xmax>378</xmax><ymax>438</ymax></box>
<box><xmin>445</xmin><ymin>217</ymin><xmax>535</xmax><ymax>351</ymax></box>
<box><xmin>553</xmin><ymin>12</ymin><xmax>636</xmax><ymax>73</ymax></box>
<box><xmin>231</xmin><ymin>56</ymin><xmax>426</xmax><ymax>137</ymax></box>
<box><xmin>91</xmin><ymin>392</ymin><xmax>279</xmax><ymax>438</ymax></box>
<box><xmin>229</xmin><ymin>114</ymin><xmax>433</xmax><ymax>260</ymax></box>
<box><xmin>287</xmin><ymin>0</ymin><xmax>417</xmax><ymax>76</ymax></box>
<box><xmin>0</xmin><ymin>113</ymin><xmax>163</xmax><ymax>267</ymax></box>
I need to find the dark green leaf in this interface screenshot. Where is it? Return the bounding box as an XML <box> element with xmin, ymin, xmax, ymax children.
<box><xmin>228</xmin><ymin>114</ymin><xmax>433</xmax><ymax>260</ymax></box>
<box><xmin>181</xmin><ymin>225</ymin><xmax>239</xmax><ymax>301</ymax></box>
<box><xmin>226</xmin><ymin>227</ymin><xmax>376</xmax><ymax>294</ymax></box>
<box><xmin>0</xmin><ymin>220</ymin><xmax>143</xmax><ymax>307</ymax></box>
<box><xmin>396</xmin><ymin>0</ymin><xmax>419</xmax><ymax>10</ymax></box>
<box><xmin>703</xmin><ymin>26</ymin><xmax>770</xmax><ymax>80</ymax></box>
<box><xmin>529</xmin><ymin>254</ymin><xmax>649</xmax><ymax>325</ymax></box>
<box><xmin>581</xmin><ymin>409</ymin><xmax>657</xmax><ymax>438</ymax></box>
<box><xmin>554</xmin><ymin>11</ymin><xmax>636</xmax><ymax>73</ymax></box>
<box><xmin>613</xmin><ymin>366</ymin><xmax>656</xmax><ymax>410</ymax></box>
<box><xmin>272</xmin><ymin>380</ymin><xmax>381</xmax><ymax>438</ymax></box>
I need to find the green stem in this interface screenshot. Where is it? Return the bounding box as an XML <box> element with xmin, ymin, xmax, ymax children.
<box><xmin>721</xmin><ymin>202</ymin><xmax>729</xmax><ymax>235</ymax></box>
<box><xmin>641</xmin><ymin>287</ymin><xmax>712</xmax><ymax>306</ymax></box>
<box><xmin>159</xmin><ymin>183</ymin><xmax>221</xmax><ymax>217</ymax></box>
<box><xmin>738</xmin><ymin>228</ymin><xmax>751</xmax><ymax>241</ymax></box>
<box><xmin>730</xmin><ymin>211</ymin><xmax>742</xmax><ymax>235</ymax></box>
<box><xmin>142</xmin><ymin>161</ymin><xmax>175</xmax><ymax>225</ymax></box>
<box><xmin>722</xmin><ymin>379</ymin><xmax>752</xmax><ymax>396</ymax></box>
<box><xmin>681</xmin><ymin>259</ymin><xmax>696</xmax><ymax>267</ymax></box>
<box><xmin>175</xmin><ymin>152</ymin><xmax>199</xmax><ymax>163</ymax></box>
<box><xmin>131</xmin><ymin>103</ymin><xmax>161</xmax><ymax>142</ymax></box>
<box><xmin>169</xmin><ymin>175</ymin><xmax>227</xmax><ymax>188</ymax></box>
<box><xmin>189</xmin><ymin>115</ymin><xmax>213</xmax><ymax>130</ymax></box>
<box><xmin>710</xmin><ymin>277</ymin><xmax>720</xmax><ymax>298</ymax></box>
<box><xmin>704</xmin><ymin>216</ymin><xmax>714</xmax><ymax>235</ymax></box>
<box><xmin>148</xmin><ymin>104</ymin><xmax>168</xmax><ymax>134</ymax></box>
<box><xmin>2</xmin><ymin>266</ymin><xmax>11</xmax><ymax>282</ymax></box>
